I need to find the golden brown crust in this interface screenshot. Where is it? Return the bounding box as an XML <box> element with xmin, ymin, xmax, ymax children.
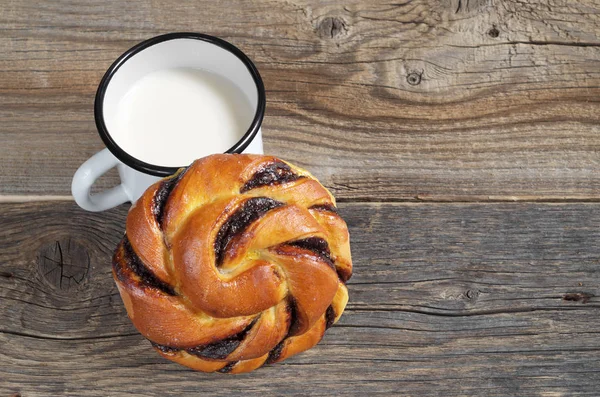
<box><xmin>113</xmin><ymin>154</ymin><xmax>352</xmax><ymax>373</ymax></box>
<box><xmin>126</xmin><ymin>183</ymin><xmax>170</xmax><ymax>282</ymax></box>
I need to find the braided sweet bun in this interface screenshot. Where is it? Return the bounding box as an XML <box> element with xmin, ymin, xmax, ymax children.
<box><xmin>113</xmin><ymin>154</ymin><xmax>352</xmax><ymax>373</ymax></box>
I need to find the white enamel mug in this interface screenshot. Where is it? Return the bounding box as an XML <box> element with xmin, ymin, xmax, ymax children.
<box><xmin>72</xmin><ymin>32</ymin><xmax>265</xmax><ymax>212</ymax></box>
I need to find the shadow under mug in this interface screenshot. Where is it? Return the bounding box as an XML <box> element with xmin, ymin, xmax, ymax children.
<box><xmin>72</xmin><ymin>32</ymin><xmax>265</xmax><ymax>212</ymax></box>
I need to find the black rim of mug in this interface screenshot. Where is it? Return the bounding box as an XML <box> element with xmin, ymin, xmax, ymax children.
<box><xmin>94</xmin><ymin>32</ymin><xmax>266</xmax><ymax>177</ymax></box>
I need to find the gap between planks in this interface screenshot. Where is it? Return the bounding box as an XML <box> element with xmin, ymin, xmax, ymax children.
<box><xmin>3</xmin><ymin>195</ymin><xmax>600</xmax><ymax>204</ymax></box>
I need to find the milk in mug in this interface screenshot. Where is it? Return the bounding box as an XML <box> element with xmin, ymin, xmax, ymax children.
<box><xmin>108</xmin><ymin>67</ymin><xmax>255</xmax><ymax>168</ymax></box>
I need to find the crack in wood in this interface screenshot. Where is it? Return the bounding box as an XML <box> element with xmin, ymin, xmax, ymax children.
<box><xmin>38</xmin><ymin>238</ymin><xmax>90</xmax><ymax>291</ymax></box>
<box><xmin>0</xmin><ymin>328</ymin><xmax>141</xmax><ymax>341</ymax></box>
<box><xmin>345</xmin><ymin>306</ymin><xmax>600</xmax><ymax>317</ymax></box>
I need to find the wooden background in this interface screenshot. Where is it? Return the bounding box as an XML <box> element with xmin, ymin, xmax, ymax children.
<box><xmin>1</xmin><ymin>0</ymin><xmax>599</xmax><ymax>395</ymax></box>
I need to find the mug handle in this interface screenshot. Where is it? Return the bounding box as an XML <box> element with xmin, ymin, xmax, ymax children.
<box><xmin>72</xmin><ymin>148</ymin><xmax>130</xmax><ymax>212</ymax></box>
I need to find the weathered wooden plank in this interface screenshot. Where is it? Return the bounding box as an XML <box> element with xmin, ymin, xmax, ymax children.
<box><xmin>1</xmin><ymin>0</ymin><xmax>600</xmax><ymax>199</ymax></box>
<box><xmin>1</xmin><ymin>201</ymin><xmax>599</xmax><ymax>395</ymax></box>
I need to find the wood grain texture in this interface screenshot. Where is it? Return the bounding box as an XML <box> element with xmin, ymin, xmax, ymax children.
<box><xmin>1</xmin><ymin>201</ymin><xmax>599</xmax><ymax>396</ymax></box>
<box><xmin>1</xmin><ymin>0</ymin><xmax>600</xmax><ymax>200</ymax></box>
<box><xmin>3</xmin><ymin>1</ymin><xmax>600</xmax><ymax>395</ymax></box>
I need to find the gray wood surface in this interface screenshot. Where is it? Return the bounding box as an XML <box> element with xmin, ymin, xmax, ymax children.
<box><xmin>1</xmin><ymin>0</ymin><xmax>599</xmax><ymax>200</ymax></box>
<box><xmin>2</xmin><ymin>0</ymin><xmax>600</xmax><ymax>395</ymax></box>
<box><xmin>1</xmin><ymin>202</ymin><xmax>600</xmax><ymax>396</ymax></box>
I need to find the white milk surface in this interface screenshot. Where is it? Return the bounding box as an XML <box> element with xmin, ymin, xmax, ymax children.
<box><xmin>111</xmin><ymin>67</ymin><xmax>254</xmax><ymax>167</ymax></box>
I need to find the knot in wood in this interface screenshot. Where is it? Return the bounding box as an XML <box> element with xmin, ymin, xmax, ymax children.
<box><xmin>317</xmin><ymin>17</ymin><xmax>348</xmax><ymax>39</ymax></box>
<box><xmin>563</xmin><ymin>292</ymin><xmax>593</xmax><ymax>303</ymax></box>
<box><xmin>38</xmin><ymin>239</ymin><xmax>90</xmax><ymax>291</ymax></box>
<box><xmin>464</xmin><ymin>289</ymin><xmax>480</xmax><ymax>301</ymax></box>
<box><xmin>488</xmin><ymin>26</ymin><xmax>500</xmax><ymax>38</ymax></box>
<box><xmin>407</xmin><ymin>72</ymin><xmax>422</xmax><ymax>86</ymax></box>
